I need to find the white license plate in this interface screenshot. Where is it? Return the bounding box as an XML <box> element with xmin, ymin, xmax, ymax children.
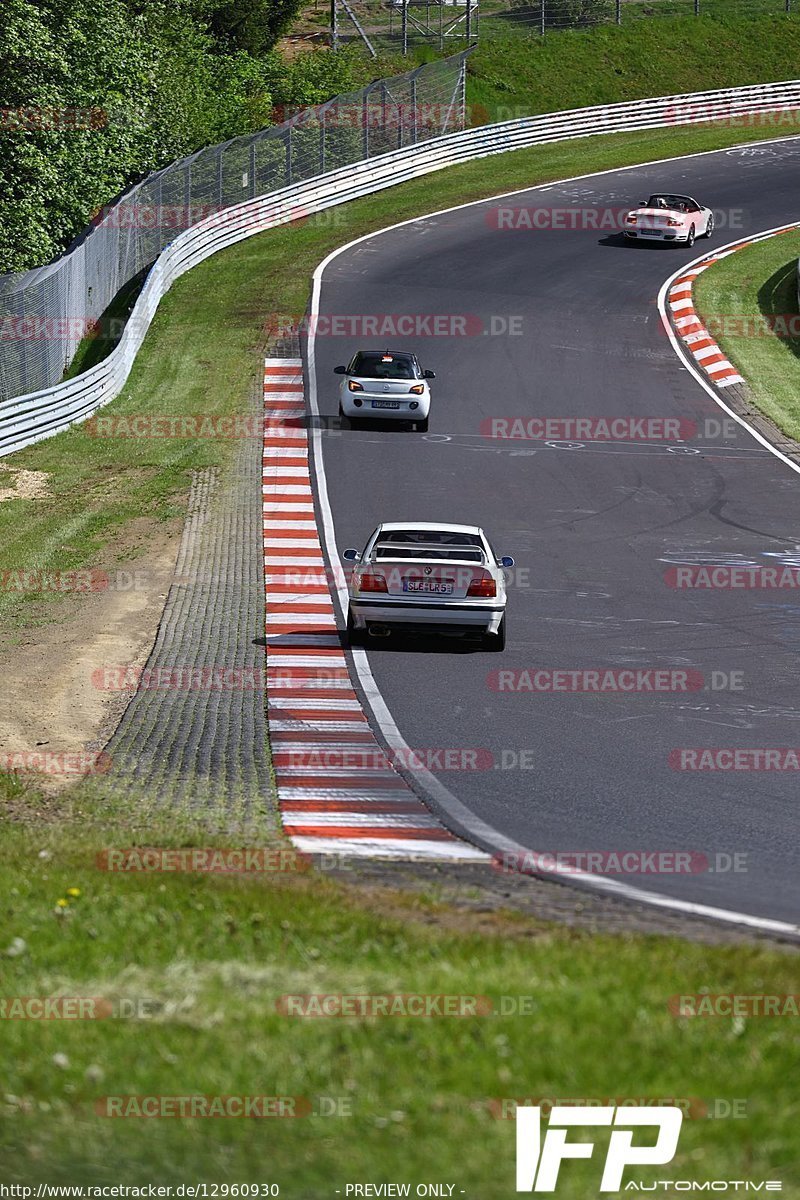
<box><xmin>403</xmin><ymin>579</ymin><xmax>454</xmax><ymax>594</ymax></box>
<box><xmin>371</xmin><ymin>400</ymin><xmax>400</xmax><ymax>409</ymax></box>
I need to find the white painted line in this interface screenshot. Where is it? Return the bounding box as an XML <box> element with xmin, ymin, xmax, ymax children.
<box><xmin>289</xmin><ymin>836</ymin><xmax>489</xmax><ymax>860</ymax></box>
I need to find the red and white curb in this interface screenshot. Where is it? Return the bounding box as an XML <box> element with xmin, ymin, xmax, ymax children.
<box><xmin>667</xmin><ymin>254</ymin><xmax>745</xmax><ymax>388</ymax></box>
<box><xmin>666</xmin><ymin>224</ymin><xmax>800</xmax><ymax>389</ymax></box>
<box><xmin>262</xmin><ymin>357</ymin><xmax>485</xmax><ymax>860</ymax></box>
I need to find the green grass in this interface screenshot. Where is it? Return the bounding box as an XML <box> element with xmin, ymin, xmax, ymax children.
<box><xmin>1</xmin><ymin>788</ymin><xmax>798</xmax><ymax>1188</ymax></box>
<box><xmin>464</xmin><ymin>12</ymin><xmax>800</xmax><ymax>122</ymax></box>
<box><xmin>694</xmin><ymin>230</ymin><xmax>800</xmax><ymax>437</ymax></box>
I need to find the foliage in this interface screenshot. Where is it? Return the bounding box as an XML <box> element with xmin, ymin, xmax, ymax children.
<box><xmin>0</xmin><ymin>0</ymin><xmax>355</xmax><ymax>272</ymax></box>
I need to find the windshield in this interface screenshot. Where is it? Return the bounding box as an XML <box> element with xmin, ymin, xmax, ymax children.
<box><xmin>646</xmin><ymin>194</ymin><xmax>695</xmax><ymax>212</ymax></box>
<box><xmin>349</xmin><ymin>352</ymin><xmax>419</xmax><ymax>380</ymax></box>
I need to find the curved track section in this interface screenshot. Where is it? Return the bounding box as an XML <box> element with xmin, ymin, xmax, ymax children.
<box><xmin>305</xmin><ymin>139</ymin><xmax>800</xmax><ymax>931</ymax></box>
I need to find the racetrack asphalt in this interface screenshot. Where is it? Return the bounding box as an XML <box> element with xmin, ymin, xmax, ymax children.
<box><xmin>307</xmin><ymin>137</ymin><xmax>800</xmax><ymax>927</ymax></box>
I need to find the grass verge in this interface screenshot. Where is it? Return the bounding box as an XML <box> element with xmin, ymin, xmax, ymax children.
<box><xmin>0</xmin><ymin>783</ymin><xmax>798</xmax><ymax>1188</ymax></box>
<box><xmin>693</xmin><ymin>229</ymin><xmax>800</xmax><ymax>438</ymax></box>
<box><xmin>459</xmin><ymin>13</ymin><xmax>800</xmax><ymax>121</ymax></box>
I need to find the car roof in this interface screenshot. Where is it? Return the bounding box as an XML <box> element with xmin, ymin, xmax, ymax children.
<box><xmin>375</xmin><ymin>521</ymin><xmax>483</xmax><ymax>535</ymax></box>
<box><xmin>352</xmin><ymin>349</ymin><xmax>416</xmax><ymax>357</ymax></box>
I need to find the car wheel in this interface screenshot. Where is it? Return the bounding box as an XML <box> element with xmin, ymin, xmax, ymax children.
<box><xmin>346</xmin><ymin>607</ymin><xmax>364</xmax><ymax>648</ymax></box>
<box><xmin>704</xmin><ymin>213</ymin><xmax>714</xmax><ymax>239</ymax></box>
<box><xmin>483</xmin><ymin>615</ymin><xmax>506</xmax><ymax>652</ymax></box>
<box><xmin>417</xmin><ymin>416</ymin><xmax>429</xmax><ymax>433</ymax></box>
<box><xmin>686</xmin><ymin>225</ymin><xmax>695</xmax><ymax>248</ymax></box>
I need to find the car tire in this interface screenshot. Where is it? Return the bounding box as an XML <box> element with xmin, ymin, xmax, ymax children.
<box><xmin>483</xmin><ymin>615</ymin><xmax>506</xmax><ymax>652</ymax></box>
<box><xmin>686</xmin><ymin>225</ymin><xmax>695</xmax><ymax>248</ymax></box>
<box><xmin>347</xmin><ymin>607</ymin><xmax>364</xmax><ymax>647</ymax></box>
<box><xmin>417</xmin><ymin>416</ymin><xmax>429</xmax><ymax>433</ymax></box>
<box><xmin>704</xmin><ymin>213</ymin><xmax>714</xmax><ymax>239</ymax></box>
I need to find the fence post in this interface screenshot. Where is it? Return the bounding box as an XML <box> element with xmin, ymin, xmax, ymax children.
<box><xmin>331</xmin><ymin>0</ymin><xmax>338</xmax><ymax>48</ymax></box>
<box><xmin>320</xmin><ymin>109</ymin><xmax>326</xmax><ymax>173</ymax></box>
<box><xmin>285</xmin><ymin>123</ymin><xmax>292</xmax><ymax>184</ymax></box>
<box><xmin>411</xmin><ymin>73</ymin><xmax>418</xmax><ymax>143</ymax></box>
<box><xmin>466</xmin><ymin>0</ymin><xmax>472</xmax><ymax>43</ymax></box>
<box><xmin>362</xmin><ymin>85</ymin><xmax>370</xmax><ymax>159</ymax></box>
<box><xmin>616</xmin><ymin>0</ymin><xmax>621</xmax><ymax>23</ymax></box>
<box><xmin>541</xmin><ymin>0</ymin><xmax>545</xmax><ymax>36</ymax></box>
<box><xmin>402</xmin><ymin>0</ymin><xmax>408</xmax><ymax>54</ymax></box>
<box><xmin>787</xmin><ymin>0</ymin><xmax>792</xmax><ymax>13</ymax></box>
<box><xmin>694</xmin><ymin>0</ymin><xmax>699</xmax><ymax>13</ymax></box>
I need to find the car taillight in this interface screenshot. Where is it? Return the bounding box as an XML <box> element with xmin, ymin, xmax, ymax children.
<box><xmin>348</xmin><ymin>380</ymin><xmax>363</xmax><ymax>392</ymax></box>
<box><xmin>409</xmin><ymin>384</ymin><xmax>425</xmax><ymax>394</ymax></box>
<box><xmin>358</xmin><ymin>571</ymin><xmax>387</xmax><ymax>593</ymax></box>
<box><xmin>667</xmin><ymin>218</ymin><xmax>682</xmax><ymax>227</ymax></box>
<box><xmin>467</xmin><ymin>574</ymin><xmax>496</xmax><ymax>598</ymax></box>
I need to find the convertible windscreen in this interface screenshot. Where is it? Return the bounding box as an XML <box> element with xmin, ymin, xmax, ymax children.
<box><xmin>646</xmin><ymin>194</ymin><xmax>696</xmax><ymax>211</ymax></box>
<box><xmin>349</xmin><ymin>352</ymin><xmax>419</xmax><ymax>380</ymax></box>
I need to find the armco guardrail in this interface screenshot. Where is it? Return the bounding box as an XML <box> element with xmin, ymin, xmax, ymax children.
<box><xmin>3</xmin><ymin>77</ymin><xmax>800</xmax><ymax>458</ymax></box>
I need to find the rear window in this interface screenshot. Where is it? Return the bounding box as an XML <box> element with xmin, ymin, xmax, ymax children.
<box><xmin>373</xmin><ymin>529</ymin><xmax>485</xmax><ymax>562</ymax></box>
<box><xmin>349</xmin><ymin>352</ymin><xmax>419</xmax><ymax>380</ymax></box>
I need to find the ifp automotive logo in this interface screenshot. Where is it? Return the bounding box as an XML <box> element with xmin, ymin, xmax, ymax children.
<box><xmin>515</xmin><ymin>1105</ymin><xmax>683</xmax><ymax>1192</ymax></box>
<box><xmin>515</xmin><ymin>1105</ymin><xmax>783</xmax><ymax>1192</ymax></box>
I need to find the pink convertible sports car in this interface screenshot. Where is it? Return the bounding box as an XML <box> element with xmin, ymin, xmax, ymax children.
<box><xmin>624</xmin><ymin>193</ymin><xmax>714</xmax><ymax>246</ymax></box>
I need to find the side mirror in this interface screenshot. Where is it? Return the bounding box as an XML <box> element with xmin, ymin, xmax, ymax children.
<box><xmin>334</xmin><ymin>365</ymin><xmax>346</xmax><ymax>375</ymax></box>
<box><xmin>423</xmin><ymin>369</ymin><xmax>435</xmax><ymax>379</ymax></box>
<box><xmin>342</xmin><ymin>548</ymin><xmax>360</xmax><ymax>562</ymax></box>
<box><xmin>499</xmin><ymin>555</ymin><xmax>515</xmax><ymax>568</ymax></box>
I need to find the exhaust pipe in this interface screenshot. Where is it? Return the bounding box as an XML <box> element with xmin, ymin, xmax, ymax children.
<box><xmin>368</xmin><ymin>624</ymin><xmax>391</xmax><ymax>638</ymax></box>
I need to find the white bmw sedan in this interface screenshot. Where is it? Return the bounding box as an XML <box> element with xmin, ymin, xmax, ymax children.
<box><xmin>343</xmin><ymin>522</ymin><xmax>514</xmax><ymax>651</ymax></box>
<box><xmin>624</xmin><ymin>193</ymin><xmax>714</xmax><ymax>246</ymax></box>
<box><xmin>335</xmin><ymin>350</ymin><xmax>434</xmax><ymax>431</ymax></box>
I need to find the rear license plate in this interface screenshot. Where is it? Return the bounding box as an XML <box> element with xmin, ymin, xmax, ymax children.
<box><xmin>371</xmin><ymin>400</ymin><xmax>400</xmax><ymax>409</ymax></box>
<box><xmin>403</xmin><ymin>579</ymin><xmax>454</xmax><ymax>594</ymax></box>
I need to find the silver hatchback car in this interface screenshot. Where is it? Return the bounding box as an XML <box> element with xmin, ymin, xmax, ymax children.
<box><xmin>335</xmin><ymin>350</ymin><xmax>434</xmax><ymax>431</ymax></box>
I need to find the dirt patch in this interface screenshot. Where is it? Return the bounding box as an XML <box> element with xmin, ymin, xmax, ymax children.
<box><xmin>0</xmin><ymin>516</ymin><xmax>183</xmax><ymax>793</ymax></box>
<box><xmin>0</xmin><ymin>465</ymin><xmax>51</xmax><ymax>503</ymax></box>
